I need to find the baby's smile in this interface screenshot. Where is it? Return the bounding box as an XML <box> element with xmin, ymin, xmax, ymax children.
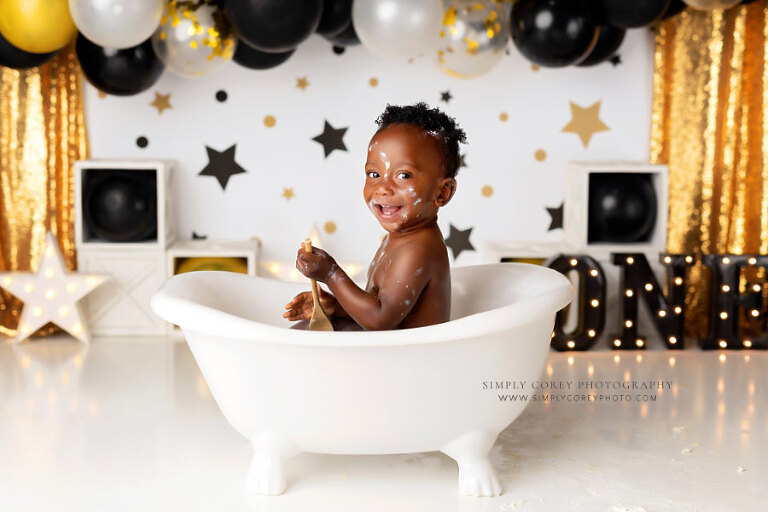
<box><xmin>372</xmin><ymin>202</ymin><xmax>403</xmax><ymax>218</ymax></box>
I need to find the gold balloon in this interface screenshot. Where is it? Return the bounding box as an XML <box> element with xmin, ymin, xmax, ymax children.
<box><xmin>176</xmin><ymin>257</ymin><xmax>248</xmax><ymax>275</ymax></box>
<box><xmin>0</xmin><ymin>0</ymin><xmax>77</xmax><ymax>53</ymax></box>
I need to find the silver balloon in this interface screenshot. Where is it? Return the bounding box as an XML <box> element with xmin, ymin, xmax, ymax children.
<box><xmin>151</xmin><ymin>1</ymin><xmax>236</xmax><ymax>78</ymax></box>
<box><xmin>437</xmin><ymin>0</ymin><xmax>509</xmax><ymax>78</ymax></box>
<box><xmin>352</xmin><ymin>0</ymin><xmax>444</xmax><ymax>59</ymax></box>
<box><xmin>69</xmin><ymin>0</ymin><xmax>164</xmax><ymax>49</ymax></box>
<box><xmin>682</xmin><ymin>0</ymin><xmax>740</xmax><ymax>9</ymax></box>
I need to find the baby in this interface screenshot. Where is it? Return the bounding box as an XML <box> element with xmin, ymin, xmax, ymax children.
<box><xmin>283</xmin><ymin>102</ymin><xmax>467</xmax><ymax>331</ymax></box>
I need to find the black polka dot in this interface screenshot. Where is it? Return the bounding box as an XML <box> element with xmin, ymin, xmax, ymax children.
<box><xmin>216</xmin><ymin>90</ymin><xmax>228</xmax><ymax>102</ymax></box>
<box><xmin>332</xmin><ymin>45</ymin><xmax>346</xmax><ymax>55</ymax></box>
<box><xmin>136</xmin><ymin>136</ymin><xmax>148</xmax><ymax>148</ymax></box>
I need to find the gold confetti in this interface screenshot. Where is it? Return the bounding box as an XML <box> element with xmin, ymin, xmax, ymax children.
<box><xmin>443</xmin><ymin>6</ymin><xmax>457</xmax><ymax>26</ymax></box>
<box><xmin>282</xmin><ymin>187</ymin><xmax>294</xmax><ymax>200</ymax></box>
<box><xmin>499</xmin><ymin>112</ymin><xmax>508</xmax><ymax>122</ymax></box>
<box><xmin>97</xmin><ymin>91</ymin><xmax>107</xmax><ymax>99</ymax></box>
<box><xmin>369</xmin><ymin>77</ymin><xmax>379</xmax><ymax>87</ymax></box>
<box><xmin>324</xmin><ymin>221</ymin><xmax>337</xmax><ymax>234</ymax></box>
<box><xmin>481</xmin><ymin>185</ymin><xmax>494</xmax><ymax>197</ymax></box>
<box><xmin>296</xmin><ymin>77</ymin><xmax>309</xmax><ymax>90</ymax></box>
<box><xmin>264</xmin><ymin>115</ymin><xmax>276</xmax><ymax>128</ymax></box>
<box><xmin>535</xmin><ymin>149</ymin><xmax>547</xmax><ymax>161</ymax></box>
<box><xmin>531</xmin><ymin>64</ymin><xmax>540</xmax><ymax>71</ymax></box>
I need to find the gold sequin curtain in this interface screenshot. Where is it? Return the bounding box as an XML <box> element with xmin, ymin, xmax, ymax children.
<box><xmin>650</xmin><ymin>1</ymin><xmax>768</xmax><ymax>339</ymax></box>
<box><xmin>0</xmin><ymin>45</ymin><xmax>88</xmax><ymax>336</ymax></box>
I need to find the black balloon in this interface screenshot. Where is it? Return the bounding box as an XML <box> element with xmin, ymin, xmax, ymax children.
<box><xmin>596</xmin><ymin>0</ymin><xmax>670</xmax><ymax>28</ymax></box>
<box><xmin>317</xmin><ymin>0</ymin><xmax>353</xmax><ymax>36</ymax></box>
<box><xmin>0</xmin><ymin>30</ymin><xmax>56</xmax><ymax>69</ymax></box>
<box><xmin>577</xmin><ymin>25</ymin><xmax>625</xmax><ymax>67</ymax></box>
<box><xmin>84</xmin><ymin>172</ymin><xmax>157</xmax><ymax>242</ymax></box>
<box><xmin>224</xmin><ymin>0</ymin><xmax>322</xmax><ymax>53</ymax></box>
<box><xmin>588</xmin><ymin>173</ymin><xmax>657</xmax><ymax>244</ymax></box>
<box><xmin>322</xmin><ymin>19</ymin><xmax>360</xmax><ymax>46</ymax></box>
<box><xmin>662</xmin><ymin>0</ymin><xmax>687</xmax><ymax>18</ymax></box>
<box><xmin>75</xmin><ymin>34</ymin><xmax>163</xmax><ymax>96</ymax></box>
<box><xmin>233</xmin><ymin>41</ymin><xmax>295</xmax><ymax>70</ymax></box>
<box><xmin>510</xmin><ymin>0</ymin><xmax>599</xmax><ymax>68</ymax></box>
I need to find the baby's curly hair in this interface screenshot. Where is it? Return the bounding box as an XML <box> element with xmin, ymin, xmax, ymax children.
<box><xmin>374</xmin><ymin>102</ymin><xmax>467</xmax><ymax>179</ymax></box>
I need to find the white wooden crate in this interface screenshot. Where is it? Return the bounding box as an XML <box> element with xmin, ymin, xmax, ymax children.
<box><xmin>564</xmin><ymin>161</ymin><xmax>668</xmax><ymax>255</ymax></box>
<box><xmin>77</xmin><ymin>248</ymin><xmax>167</xmax><ymax>336</ymax></box>
<box><xmin>74</xmin><ymin>159</ymin><xmax>176</xmax><ymax>251</ymax></box>
<box><xmin>166</xmin><ymin>239</ymin><xmax>261</xmax><ymax>278</ymax></box>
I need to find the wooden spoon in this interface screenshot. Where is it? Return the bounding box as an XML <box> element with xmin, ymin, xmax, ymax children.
<box><xmin>303</xmin><ymin>238</ymin><xmax>334</xmax><ymax>331</ymax></box>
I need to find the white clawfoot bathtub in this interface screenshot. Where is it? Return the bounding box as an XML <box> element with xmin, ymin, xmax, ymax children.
<box><xmin>150</xmin><ymin>262</ymin><xmax>574</xmax><ymax>497</ymax></box>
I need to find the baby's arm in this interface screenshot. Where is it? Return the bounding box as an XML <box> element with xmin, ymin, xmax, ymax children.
<box><xmin>294</xmin><ymin>243</ymin><xmax>429</xmax><ymax>329</ymax></box>
<box><xmin>325</xmin><ymin>245</ymin><xmax>430</xmax><ymax>330</ymax></box>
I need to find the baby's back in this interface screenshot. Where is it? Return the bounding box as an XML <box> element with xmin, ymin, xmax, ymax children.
<box><xmin>366</xmin><ymin>226</ymin><xmax>451</xmax><ymax>329</ymax></box>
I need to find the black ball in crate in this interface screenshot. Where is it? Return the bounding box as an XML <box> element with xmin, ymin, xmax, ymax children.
<box><xmin>588</xmin><ymin>173</ymin><xmax>656</xmax><ymax>244</ymax></box>
<box><xmin>84</xmin><ymin>172</ymin><xmax>157</xmax><ymax>242</ymax></box>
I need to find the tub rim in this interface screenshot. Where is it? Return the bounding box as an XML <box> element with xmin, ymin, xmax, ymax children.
<box><xmin>150</xmin><ymin>262</ymin><xmax>576</xmax><ymax>347</ymax></box>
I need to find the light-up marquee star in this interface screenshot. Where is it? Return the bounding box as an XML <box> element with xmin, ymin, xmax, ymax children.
<box><xmin>0</xmin><ymin>232</ymin><xmax>108</xmax><ymax>344</ymax></box>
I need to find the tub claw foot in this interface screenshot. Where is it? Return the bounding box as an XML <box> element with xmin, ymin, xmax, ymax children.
<box><xmin>457</xmin><ymin>459</ymin><xmax>502</xmax><ymax>497</ymax></box>
<box><xmin>441</xmin><ymin>431</ymin><xmax>503</xmax><ymax>497</ymax></box>
<box><xmin>246</xmin><ymin>453</ymin><xmax>287</xmax><ymax>496</ymax></box>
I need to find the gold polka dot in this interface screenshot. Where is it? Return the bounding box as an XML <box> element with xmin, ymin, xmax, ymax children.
<box><xmin>481</xmin><ymin>185</ymin><xmax>493</xmax><ymax>197</ymax></box>
<box><xmin>369</xmin><ymin>77</ymin><xmax>379</xmax><ymax>87</ymax></box>
<box><xmin>263</xmin><ymin>115</ymin><xmax>276</xmax><ymax>128</ymax></box>
<box><xmin>499</xmin><ymin>112</ymin><xmax>508</xmax><ymax>122</ymax></box>
<box><xmin>324</xmin><ymin>221</ymin><xmax>337</xmax><ymax>234</ymax></box>
<box><xmin>534</xmin><ymin>149</ymin><xmax>547</xmax><ymax>162</ymax></box>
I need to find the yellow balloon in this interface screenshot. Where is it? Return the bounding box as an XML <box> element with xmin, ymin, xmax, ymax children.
<box><xmin>0</xmin><ymin>0</ymin><xmax>77</xmax><ymax>53</ymax></box>
<box><xmin>175</xmin><ymin>257</ymin><xmax>249</xmax><ymax>275</ymax></box>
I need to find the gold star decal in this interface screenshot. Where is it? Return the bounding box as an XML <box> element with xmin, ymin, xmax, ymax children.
<box><xmin>296</xmin><ymin>77</ymin><xmax>309</xmax><ymax>90</ymax></box>
<box><xmin>282</xmin><ymin>187</ymin><xmax>294</xmax><ymax>200</ymax></box>
<box><xmin>150</xmin><ymin>92</ymin><xmax>172</xmax><ymax>115</ymax></box>
<box><xmin>562</xmin><ymin>101</ymin><xmax>609</xmax><ymax>148</ymax></box>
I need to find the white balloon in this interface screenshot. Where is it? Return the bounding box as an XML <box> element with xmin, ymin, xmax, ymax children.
<box><xmin>353</xmin><ymin>0</ymin><xmax>444</xmax><ymax>59</ymax></box>
<box><xmin>682</xmin><ymin>0</ymin><xmax>740</xmax><ymax>10</ymax></box>
<box><xmin>70</xmin><ymin>0</ymin><xmax>164</xmax><ymax>49</ymax></box>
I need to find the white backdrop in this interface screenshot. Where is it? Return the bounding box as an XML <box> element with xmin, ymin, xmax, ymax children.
<box><xmin>83</xmin><ymin>29</ymin><xmax>654</xmax><ymax>267</ymax></box>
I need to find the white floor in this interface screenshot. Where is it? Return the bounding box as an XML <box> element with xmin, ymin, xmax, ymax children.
<box><xmin>0</xmin><ymin>337</ymin><xmax>765</xmax><ymax>512</ymax></box>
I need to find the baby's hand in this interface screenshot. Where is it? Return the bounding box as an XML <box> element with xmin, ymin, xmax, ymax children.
<box><xmin>295</xmin><ymin>245</ymin><xmax>340</xmax><ymax>282</ymax></box>
<box><xmin>283</xmin><ymin>288</ymin><xmax>337</xmax><ymax>321</ymax></box>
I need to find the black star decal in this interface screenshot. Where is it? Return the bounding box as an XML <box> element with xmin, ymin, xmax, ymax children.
<box><xmin>312</xmin><ymin>120</ymin><xmax>348</xmax><ymax>158</ymax></box>
<box><xmin>198</xmin><ymin>144</ymin><xmax>247</xmax><ymax>190</ymax></box>
<box><xmin>546</xmin><ymin>203</ymin><xmax>563</xmax><ymax>231</ymax></box>
<box><xmin>444</xmin><ymin>224</ymin><xmax>475</xmax><ymax>260</ymax></box>
<box><xmin>609</xmin><ymin>55</ymin><xmax>622</xmax><ymax>67</ymax></box>
<box><xmin>440</xmin><ymin>90</ymin><xmax>453</xmax><ymax>103</ymax></box>
<box><xmin>459</xmin><ymin>153</ymin><xmax>467</xmax><ymax>168</ymax></box>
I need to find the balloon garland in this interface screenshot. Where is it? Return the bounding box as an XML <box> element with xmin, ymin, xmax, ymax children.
<box><xmin>0</xmin><ymin>0</ymin><xmax>753</xmax><ymax>93</ymax></box>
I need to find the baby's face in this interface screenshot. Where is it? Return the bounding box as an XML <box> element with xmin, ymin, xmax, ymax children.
<box><xmin>364</xmin><ymin>124</ymin><xmax>456</xmax><ymax>233</ymax></box>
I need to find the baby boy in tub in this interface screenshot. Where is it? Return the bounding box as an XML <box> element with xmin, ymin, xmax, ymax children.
<box><xmin>283</xmin><ymin>102</ymin><xmax>467</xmax><ymax>331</ymax></box>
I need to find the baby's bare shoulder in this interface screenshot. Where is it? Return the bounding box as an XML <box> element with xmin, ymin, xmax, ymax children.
<box><xmin>390</xmin><ymin>231</ymin><xmax>448</xmax><ymax>265</ymax></box>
